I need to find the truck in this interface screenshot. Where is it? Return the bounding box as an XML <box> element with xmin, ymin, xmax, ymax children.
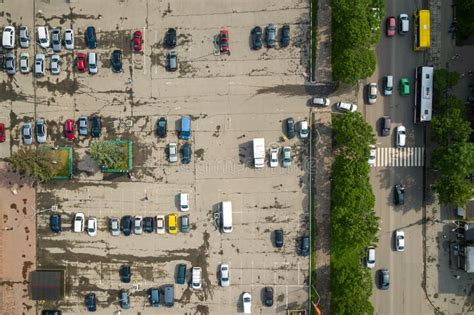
<box><xmin>253</xmin><ymin>138</ymin><xmax>265</xmax><ymax>168</ymax></box>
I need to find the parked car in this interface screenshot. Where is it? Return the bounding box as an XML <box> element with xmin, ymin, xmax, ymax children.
<box><xmin>88</xmin><ymin>52</ymin><xmax>98</xmax><ymax>74</ymax></box>
<box><xmin>299</xmin><ymin>235</ymin><xmax>309</xmax><ymax>256</ymax></box>
<box><xmin>36</xmin><ymin>119</ymin><xmax>47</xmax><ymax>143</ymax></box>
<box><xmin>34</xmin><ymin>53</ymin><xmax>45</xmax><ymax>76</ymax></box>
<box><xmin>282</xmin><ymin>146</ymin><xmax>291</xmax><ymax>168</ymax></box>
<box><xmin>156</xmin><ymin>215</ymin><xmax>165</xmax><ymax>234</ymax></box>
<box><xmin>111</xmin><ymin>50</ymin><xmax>122</xmax><ymax>73</ymax></box>
<box><xmin>50</xmin><ymin>214</ymin><xmax>61</xmax><ymax>233</ymax></box>
<box><xmin>22</xmin><ymin>122</ymin><xmax>33</xmax><ymax>145</ymax></box>
<box><xmin>242</xmin><ymin>292</ymin><xmax>252</xmax><ymax>314</ymax></box>
<box><xmin>90</xmin><ymin>116</ymin><xmax>101</xmax><ymax>138</ymax></box>
<box><xmin>274</xmin><ymin>229</ymin><xmax>284</xmax><ymax>248</ymax></box>
<box><xmin>19</xmin><ymin>52</ymin><xmax>29</xmax><ymax>73</ymax></box>
<box><xmin>19</xmin><ymin>26</ymin><xmax>30</xmax><ymax>48</ymax></box>
<box><xmin>51</xmin><ymin>28</ymin><xmax>61</xmax><ymax>52</ymax></box>
<box><xmin>368</xmin><ymin>83</ymin><xmax>378</xmax><ymax>104</ymax></box>
<box><xmin>131</xmin><ymin>30</ymin><xmax>143</xmax><ymax>52</ymax></box>
<box><xmin>366</xmin><ymin>247</ymin><xmax>376</xmax><ymax>269</ymax></box>
<box><xmin>299</xmin><ymin>120</ymin><xmax>309</xmax><ymax>139</ymax></box>
<box><xmin>176</xmin><ymin>263</ymin><xmax>186</xmax><ymax>284</ymax></box>
<box><xmin>87</xmin><ymin>217</ymin><xmax>97</xmax><ymax>236</ymax></box>
<box><xmin>50</xmin><ymin>54</ymin><xmax>61</xmax><ymax>75</ymax></box>
<box><xmin>119</xmin><ymin>289</ymin><xmax>129</xmax><ymax>309</ymax></box>
<box><xmin>121</xmin><ymin>215</ymin><xmax>132</xmax><ymax>236</ymax></box>
<box><xmin>180</xmin><ymin>215</ymin><xmax>189</xmax><ymax>233</ymax></box>
<box><xmin>168</xmin><ymin>143</ymin><xmax>178</xmax><ymax>162</ymax></box>
<box><xmin>143</xmin><ymin>217</ymin><xmax>154</xmax><ymax>233</ymax></box>
<box><xmin>395</xmin><ymin>230</ymin><xmax>405</xmax><ymax>252</ymax></box>
<box><xmin>78</xmin><ymin>115</ymin><xmax>89</xmax><ymax>136</ymax></box>
<box><xmin>157</xmin><ymin>117</ymin><xmax>167</xmax><ymax>138</ymax></box>
<box><xmin>336</xmin><ymin>102</ymin><xmax>357</xmax><ymax>112</ymax></box>
<box><xmin>120</xmin><ymin>265</ymin><xmax>131</xmax><ymax>283</ymax></box>
<box><xmin>181</xmin><ymin>142</ymin><xmax>192</xmax><ymax>164</ymax></box>
<box><xmin>148</xmin><ymin>288</ymin><xmax>160</xmax><ymax>307</ymax></box>
<box><xmin>64</xmin><ymin>119</ymin><xmax>75</xmax><ymax>141</ymax></box>
<box><xmin>191</xmin><ymin>267</ymin><xmax>202</xmax><ymax>289</ymax></box>
<box><xmin>396</xmin><ymin>125</ymin><xmax>406</xmax><ymax>147</ymax></box>
<box><xmin>382</xmin><ymin>116</ymin><xmax>391</xmax><ymax>136</ymax></box>
<box><xmin>400</xmin><ymin>78</ymin><xmax>410</xmax><ymax>96</ymax></box>
<box><xmin>167</xmin><ymin>51</ymin><xmax>177</xmax><ymax>71</ymax></box>
<box><xmin>168</xmin><ymin>214</ymin><xmax>177</xmax><ymax>234</ymax></box>
<box><xmin>378</xmin><ymin>269</ymin><xmax>390</xmax><ymax>289</ymax></box>
<box><xmin>368</xmin><ymin>145</ymin><xmax>376</xmax><ymax>166</ymax></box>
<box><xmin>73</xmin><ymin>213</ymin><xmax>85</xmax><ymax>232</ymax></box>
<box><xmin>220</xmin><ymin>264</ymin><xmax>230</xmax><ymax>287</ymax></box>
<box><xmin>85</xmin><ymin>26</ymin><xmax>96</xmax><ymax>49</ymax></box>
<box><xmin>2</xmin><ymin>26</ymin><xmax>15</xmax><ymax>49</ymax></box>
<box><xmin>219</xmin><ymin>29</ymin><xmax>229</xmax><ymax>54</ymax></box>
<box><xmin>180</xmin><ymin>193</ymin><xmax>189</xmax><ymax>211</ymax></box>
<box><xmin>263</xmin><ymin>287</ymin><xmax>274</xmax><ymax>307</ymax></box>
<box><xmin>311</xmin><ymin>97</ymin><xmax>330</xmax><ymax>107</ymax></box>
<box><xmin>251</xmin><ymin>26</ymin><xmax>262</xmax><ymax>50</ymax></box>
<box><xmin>269</xmin><ymin>147</ymin><xmax>279</xmax><ymax>168</ymax></box>
<box><xmin>134</xmin><ymin>216</ymin><xmax>143</xmax><ymax>235</ymax></box>
<box><xmin>5</xmin><ymin>52</ymin><xmax>15</xmax><ymax>75</ymax></box>
<box><xmin>164</xmin><ymin>28</ymin><xmax>177</xmax><ymax>48</ymax></box>
<box><xmin>286</xmin><ymin>117</ymin><xmax>295</xmax><ymax>139</ymax></box>
<box><xmin>37</xmin><ymin>26</ymin><xmax>50</xmax><ymax>48</ymax></box>
<box><xmin>266</xmin><ymin>24</ymin><xmax>276</xmax><ymax>48</ymax></box>
<box><xmin>280</xmin><ymin>24</ymin><xmax>290</xmax><ymax>47</ymax></box>
<box><xmin>386</xmin><ymin>16</ymin><xmax>396</xmax><ymax>37</ymax></box>
<box><xmin>0</xmin><ymin>123</ymin><xmax>5</xmax><ymax>143</ymax></box>
<box><xmin>394</xmin><ymin>184</ymin><xmax>405</xmax><ymax>205</ymax></box>
<box><xmin>76</xmin><ymin>52</ymin><xmax>87</xmax><ymax>72</ymax></box>
<box><xmin>64</xmin><ymin>28</ymin><xmax>74</xmax><ymax>50</ymax></box>
<box><xmin>110</xmin><ymin>217</ymin><xmax>120</xmax><ymax>236</ymax></box>
<box><xmin>162</xmin><ymin>285</ymin><xmax>174</xmax><ymax>307</ymax></box>
<box><xmin>85</xmin><ymin>293</ymin><xmax>96</xmax><ymax>312</ymax></box>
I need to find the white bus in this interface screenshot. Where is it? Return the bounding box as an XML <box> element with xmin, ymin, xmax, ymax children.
<box><xmin>414</xmin><ymin>66</ymin><xmax>433</xmax><ymax>124</ymax></box>
<box><xmin>221</xmin><ymin>201</ymin><xmax>233</xmax><ymax>233</ymax></box>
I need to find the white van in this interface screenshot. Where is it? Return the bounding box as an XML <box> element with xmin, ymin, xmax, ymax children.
<box><xmin>191</xmin><ymin>267</ymin><xmax>202</xmax><ymax>289</ymax></box>
<box><xmin>2</xmin><ymin>26</ymin><xmax>15</xmax><ymax>49</ymax></box>
<box><xmin>88</xmin><ymin>52</ymin><xmax>98</xmax><ymax>74</ymax></box>
<box><xmin>384</xmin><ymin>75</ymin><xmax>393</xmax><ymax>96</ymax></box>
<box><xmin>221</xmin><ymin>201</ymin><xmax>233</xmax><ymax>233</ymax></box>
<box><xmin>73</xmin><ymin>213</ymin><xmax>85</xmax><ymax>232</ymax></box>
<box><xmin>180</xmin><ymin>193</ymin><xmax>189</xmax><ymax>211</ymax></box>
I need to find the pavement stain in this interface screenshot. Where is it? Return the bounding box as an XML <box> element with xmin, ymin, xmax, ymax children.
<box><xmin>22</xmin><ymin>261</ymin><xmax>33</xmax><ymax>280</ymax></box>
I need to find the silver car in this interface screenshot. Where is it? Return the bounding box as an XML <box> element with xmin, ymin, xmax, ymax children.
<box><xmin>5</xmin><ymin>52</ymin><xmax>15</xmax><ymax>75</ymax></box>
<box><xmin>78</xmin><ymin>115</ymin><xmax>88</xmax><ymax>136</ymax></box>
<box><xmin>22</xmin><ymin>122</ymin><xmax>33</xmax><ymax>145</ymax></box>
<box><xmin>282</xmin><ymin>146</ymin><xmax>291</xmax><ymax>168</ymax></box>
<box><xmin>50</xmin><ymin>54</ymin><xmax>61</xmax><ymax>75</ymax></box>
<box><xmin>19</xmin><ymin>52</ymin><xmax>29</xmax><ymax>74</ymax></box>
<box><xmin>35</xmin><ymin>119</ymin><xmax>47</xmax><ymax>143</ymax></box>
<box><xmin>110</xmin><ymin>217</ymin><xmax>120</xmax><ymax>236</ymax></box>
<box><xmin>19</xmin><ymin>26</ymin><xmax>30</xmax><ymax>48</ymax></box>
<box><xmin>134</xmin><ymin>216</ymin><xmax>143</xmax><ymax>235</ymax></box>
<box><xmin>34</xmin><ymin>53</ymin><xmax>45</xmax><ymax>77</ymax></box>
<box><xmin>51</xmin><ymin>28</ymin><xmax>61</xmax><ymax>52</ymax></box>
<box><xmin>168</xmin><ymin>143</ymin><xmax>178</xmax><ymax>162</ymax></box>
<box><xmin>64</xmin><ymin>28</ymin><xmax>74</xmax><ymax>50</ymax></box>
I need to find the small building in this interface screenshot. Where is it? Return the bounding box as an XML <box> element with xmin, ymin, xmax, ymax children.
<box><xmin>29</xmin><ymin>270</ymin><xmax>64</xmax><ymax>300</ymax></box>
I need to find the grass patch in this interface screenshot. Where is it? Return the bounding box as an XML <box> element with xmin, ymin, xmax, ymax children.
<box><xmin>49</xmin><ymin>147</ymin><xmax>72</xmax><ymax>179</ymax></box>
<box><xmin>100</xmin><ymin>140</ymin><xmax>132</xmax><ymax>173</ymax></box>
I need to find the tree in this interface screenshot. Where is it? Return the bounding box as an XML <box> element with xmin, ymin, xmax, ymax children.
<box><xmin>434</xmin><ymin>175</ymin><xmax>473</xmax><ymax>207</ymax></box>
<box><xmin>433</xmin><ymin>69</ymin><xmax>460</xmax><ymax>92</ymax></box>
<box><xmin>431</xmin><ymin>107</ymin><xmax>471</xmax><ymax>145</ymax></box>
<box><xmin>89</xmin><ymin>141</ymin><xmax>125</xmax><ymax>169</ymax></box>
<box><xmin>456</xmin><ymin>0</ymin><xmax>474</xmax><ymax>40</ymax></box>
<box><xmin>7</xmin><ymin>148</ymin><xmax>60</xmax><ymax>182</ymax></box>
<box><xmin>333</xmin><ymin>112</ymin><xmax>376</xmax><ymax>160</ymax></box>
<box><xmin>432</xmin><ymin>143</ymin><xmax>474</xmax><ymax>181</ymax></box>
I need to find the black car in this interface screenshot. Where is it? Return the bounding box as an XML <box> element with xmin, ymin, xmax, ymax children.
<box><xmin>299</xmin><ymin>235</ymin><xmax>309</xmax><ymax>256</ymax></box>
<box><xmin>85</xmin><ymin>293</ymin><xmax>97</xmax><ymax>312</ymax></box>
<box><xmin>280</xmin><ymin>24</ymin><xmax>290</xmax><ymax>47</ymax></box>
<box><xmin>121</xmin><ymin>215</ymin><xmax>132</xmax><ymax>236</ymax></box>
<box><xmin>274</xmin><ymin>229</ymin><xmax>284</xmax><ymax>248</ymax></box>
<box><xmin>263</xmin><ymin>287</ymin><xmax>274</xmax><ymax>307</ymax></box>
<box><xmin>181</xmin><ymin>142</ymin><xmax>192</xmax><ymax>164</ymax></box>
<box><xmin>286</xmin><ymin>117</ymin><xmax>295</xmax><ymax>139</ymax></box>
<box><xmin>394</xmin><ymin>184</ymin><xmax>405</xmax><ymax>205</ymax></box>
<box><xmin>111</xmin><ymin>50</ymin><xmax>122</xmax><ymax>73</ymax></box>
<box><xmin>378</xmin><ymin>269</ymin><xmax>390</xmax><ymax>289</ymax></box>
<box><xmin>42</xmin><ymin>311</ymin><xmax>61</xmax><ymax>315</ymax></box>
<box><xmin>50</xmin><ymin>214</ymin><xmax>61</xmax><ymax>233</ymax></box>
<box><xmin>157</xmin><ymin>117</ymin><xmax>167</xmax><ymax>138</ymax></box>
<box><xmin>120</xmin><ymin>265</ymin><xmax>131</xmax><ymax>283</ymax></box>
<box><xmin>251</xmin><ymin>26</ymin><xmax>262</xmax><ymax>50</ymax></box>
<box><xmin>85</xmin><ymin>26</ymin><xmax>97</xmax><ymax>49</ymax></box>
<box><xmin>164</xmin><ymin>28</ymin><xmax>177</xmax><ymax>48</ymax></box>
<box><xmin>90</xmin><ymin>116</ymin><xmax>101</xmax><ymax>138</ymax></box>
<box><xmin>143</xmin><ymin>217</ymin><xmax>154</xmax><ymax>233</ymax></box>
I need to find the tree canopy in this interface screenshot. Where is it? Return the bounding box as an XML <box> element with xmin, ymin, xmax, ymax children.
<box><xmin>7</xmin><ymin>148</ymin><xmax>60</xmax><ymax>182</ymax></box>
<box><xmin>89</xmin><ymin>141</ymin><xmax>126</xmax><ymax>169</ymax></box>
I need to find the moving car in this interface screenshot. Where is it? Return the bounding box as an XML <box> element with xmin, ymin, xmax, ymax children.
<box><xmin>282</xmin><ymin>146</ymin><xmax>291</xmax><ymax>168</ymax></box>
<box><xmin>336</xmin><ymin>102</ymin><xmax>358</xmax><ymax>112</ymax></box>
<box><xmin>367</xmin><ymin>82</ymin><xmax>378</xmax><ymax>104</ymax></box>
<box><xmin>400</xmin><ymin>78</ymin><xmax>410</xmax><ymax>96</ymax></box>
<box><xmin>383</xmin><ymin>75</ymin><xmax>393</xmax><ymax>96</ymax></box>
<box><xmin>280</xmin><ymin>24</ymin><xmax>290</xmax><ymax>47</ymax></box>
<box><xmin>251</xmin><ymin>26</ymin><xmax>262</xmax><ymax>50</ymax></box>
<box><xmin>85</xmin><ymin>293</ymin><xmax>96</xmax><ymax>312</ymax></box>
<box><xmin>78</xmin><ymin>115</ymin><xmax>88</xmax><ymax>136</ymax></box>
<box><xmin>180</xmin><ymin>193</ymin><xmax>189</xmax><ymax>211</ymax></box>
<box><xmin>167</xmin><ymin>51</ymin><xmax>177</xmax><ymax>71</ymax></box>
<box><xmin>286</xmin><ymin>117</ymin><xmax>295</xmax><ymax>139</ymax></box>
<box><xmin>263</xmin><ymin>287</ymin><xmax>274</xmax><ymax>307</ymax></box>
<box><xmin>386</xmin><ymin>16</ymin><xmax>396</xmax><ymax>37</ymax></box>
<box><xmin>50</xmin><ymin>54</ymin><xmax>61</xmax><ymax>75</ymax></box>
<box><xmin>168</xmin><ymin>214</ymin><xmax>177</xmax><ymax>234</ymax></box>
<box><xmin>50</xmin><ymin>214</ymin><xmax>61</xmax><ymax>233</ymax></box>
<box><xmin>73</xmin><ymin>213</ymin><xmax>85</xmax><ymax>232</ymax></box>
<box><xmin>269</xmin><ymin>147</ymin><xmax>279</xmax><ymax>168</ymax></box>
<box><xmin>180</xmin><ymin>215</ymin><xmax>189</xmax><ymax>233</ymax></box>
<box><xmin>378</xmin><ymin>269</ymin><xmax>390</xmax><ymax>289</ymax></box>
<box><xmin>219</xmin><ymin>29</ymin><xmax>229</xmax><ymax>54</ymax></box>
<box><xmin>19</xmin><ymin>26</ymin><xmax>30</xmax><ymax>48</ymax></box>
<box><xmin>368</xmin><ymin>145</ymin><xmax>376</xmax><ymax>166</ymax></box>
<box><xmin>396</xmin><ymin>125</ymin><xmax>406</xmax><ymax>147</ymax></box>
<box><xmin>311</xmin><ymin>97</ymin><xmax>330</xmax><ymax>107</ymax></box>
<box><xmin>111</xmin><ymin>50</ymin><xmax>122</xmax><ymax>73</ymax></box>
<box><xmin>37</xmin><ymin>26</ymin><xmax>50</xmax><ymax>48</ymax></box>
<box><xmin>274</xmin><ymin>229</ymin><xmax>284</xmax><ymax>248</ymax></box>
<box><xmin>120</xmin><ymin>265</ymin><xmax>131</xmax><ymax>283</ymax></box>
<box><xmin>220</xmin><ymin>264</ymin><xmax>230</xmax><ymax>287</ymax></box>
<box><xmin>242</xmin><ymin>292</ymin><xmax>252</xmax><ymax>314</ymax></box>
<box><xmin>133</xmin><ymin>216</ymin><xmax>143</xmax><ymax>235</ymax></box>
<box><xmin>0</xmin><ymin>123</ymin><xmax>5</xmax><ymax>143</ymax></box>
<box><xmin>131</xmin><ymin>30</ymin><xmax>143</xmax><ymax>52</ymax></box>
<box><xmin>19</xmin><ymin>52</ymin><xmax>29</xmax><ymax>73</ymax></box>
<box><xmin>382</xmin><ymin>116</ymin><xmax>391</xmax><ymax>136</ymax></box>
<box><xmin>87</xmin><ymin>217</ymin><xmax>97</xmax><ymax>236</ymax></box>
<box><xmin>156</xmin><ymin>215</ymin><xmax>165</xmax><ymax>234</ymax></box>
<box><xmin>119</xmin><ymin>289</ymin><xmax>129</xmax><ymax>309</ymax></box>
<box><xmin>143</xmin><ymin>217</ymin><xmax>154</xmax><ymax>233</ymax></box>
<box><xmin>90</xmin><ymin>116</ymin><xmax>101</xmax><ymax>138</ymax></box>
<box><xmin>51</xmin><ymin>28</ymin><xmax>61</xmax><ymax>52</ymax></box>
<box><xmin>110</xmin><ymin>217</ymin><xmax>120</xmax><ymax>236</ymax></box>
<box><xmin>168</xmin><ymin>143</ymin><xmax>178</xmax><ymax>162</ymax></box>
<box><xmin>121</xmin><ymin>215</ymin><xmax>132</xmax><ymax>236</ymax></box>
<box><xmin>181</xmin><ymin>142</ymin><xmax>191</xmax><ymax>164</ymax></box>
<box><xmin>191</xmin><ymin>267</ymin><xmax>202</xmax><ymax>289</ymax></box>
<box><xmin>366</xmin><ymin>247</ymin><xmax>375</xmax><ymax>269</ymax></box>
<box><xmin>5</xmin><ymin>52</ymin><xmax>15</xmax><ymax>75</ymax></box>
<box><xmin>36</xmin><ymin>119</ymin><xmax>47</xmax><ymax>143</ymax></box>
<box><xmin>266</xmin><ymin>24</ymin><xmax>276</xmax><ymax>48</ymax></box>
<box><xmin>395</xmin><ymin>230</ymin><xmax>405</xmax><ymax>252</ymax></box>
<box><xmin>22</xmin><ymin>122</ymin><xmax>33</xmax><ymax>145</ymax></box>
<box><xmin>76</xmin><ymin>52</ymin><xmax>87</xmax><ymax>72</ymax></box>
<box><xmin>399</xmin><ymin>13</ymin><xmax>410</xmax><ymax>34</ymax></box>
<box><xmin>85</xmin><ymin>26</ymin><xmax>96</xmax><ymax>49</ymax></box>
<box><xmin>394</xmin><ymin>184</ymin><xmax>405</xmax><ymax>205</ymax></box>
<box><xmin>164</xmin><ymin>28</ymin><xmax>177</xmax><ymax>48</ymax></box>
<box><xmin>65</xmin><ymin>119</ymin><xmax>75</xmax><ymax>141</ymax></box>
<box><xmin>299</xmin><ymin>120</ymin><xmax>309</xmax><ymax>139</ymax></box>
<box><xmin>157</xmin><ymin>117</ymin><xmax>167</xmax><ymax>138</ymax></box>
<box><xmin>35</xmin><ymin>53</ymin><xmax>45</xmax><ymax>76</ymax></box>
<box><xmin>64</xmin><ymin>29</ymin><xmax>74</xmax><ymax>50</ymax></box>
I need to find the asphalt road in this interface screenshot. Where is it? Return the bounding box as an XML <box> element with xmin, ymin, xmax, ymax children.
<box><xmin>362</xmin><ymin>0</ymin><xmax>433</xmax><ymax>314</ymax></box>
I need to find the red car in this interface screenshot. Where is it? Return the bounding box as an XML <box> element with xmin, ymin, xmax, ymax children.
<box><xmin>386</xmin><ymin>17</ymin><xmax>396</xmax><ymax>37</ymax></box>
<box><xmin>132</xmin><ymin>31</ymin><xmax>143</xmax><ymax>52</ymax></box>
<box><xmin>65</xmin><ymin>119</ymin><xmax>75</xmax><ymax>141</ymax></box>
<box><xmin>76</xmin><ymin>52</ymin><xmax>87</xmax><ymax>72</ymax></box>
<box><xmin>219</xmin><ymin>29</ymin><xmax>229</xmax><ymax>54</ymax></box>
<box><xmin>0</xmin><ymin>123</ymin><xmax>5</xmax><ymax>143</ymax></box>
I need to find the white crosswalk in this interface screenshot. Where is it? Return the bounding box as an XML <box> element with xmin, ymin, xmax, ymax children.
<box><xmin>372</xmin><ymin>147</ymin><xmax>425</xmax><ymax>167</ymax></box>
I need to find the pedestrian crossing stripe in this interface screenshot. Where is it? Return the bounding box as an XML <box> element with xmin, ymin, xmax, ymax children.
<box><xmin>372</xmin><ymin>147</ymin><xmax>424</xmax><ymax>167</ymax></box>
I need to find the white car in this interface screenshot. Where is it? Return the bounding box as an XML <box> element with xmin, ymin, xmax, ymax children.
<box><xmin>299</xmin><ymin>120</ymin><xmax>309</xmax><ymax>139</ymax></box>
<box><xmin>336</xmin><ymin>102</ymin><xmax>358</xmax><ymax>112</ymax></box>
<box><xmin>156</xmin><ymin>215</ymin><xmax>165</xmax><ymax>234</ymax></box>
<box><xmin>366</xmin><ymin>247</ymin><xmax>375</xmax><ymax>269</ymax></box>
<box><xmin>180</xmin><ymin>193</ymin><xmax>189</xmax><ymax>212</ymax></box>
<box><xmin>19</xmin><ymin>26</ymin><xmax>30</xmax><ymax>48</ymax></box>
<box><xmin>50</xmin><ymin>54</ymin><xmax>61</xmax><ymax>75</ymax></box>
<box><xmin>2</xmin><ymin>26</ymin><xmax>15</xmax><ymax>49</ymax></box>
<box><xmin>64</xmin><ymin>29</ymin><xmax>74</xmax><ymax>50</ymax></box>
<box><xmin>396</xmin><ymin>125</ymin><xmax>406</xmax><ymax>147</ymax></box>
<box><xmin>368</xmin><ymin>145</ymin><xmax>376</xmax><ymax>166</ymax></box>
<box><xmin>35</xmin><ymin>119</ymin><xmax>47</xmax><ymax>143</ymax></box>
<box><xmin>134</xmin><ymin>216</ymin><xmax>143</xmax><ymax>234</ymax></box>
<box><xmin>368</xmin><ymin>83</ymin><xmax>377</xmax><ymax>104</ymax></box>
<box><xmin>36</xmin><ymin>26</ymin><xmax>50</xmax><ymax>48</ymax></box>
<box><xmin>243</xmin><ymin>292</ymin><xmax>252</xmax><ymax>314</ymax></box>
<box><xmin>395</xmin><ymin>230</ymin><xmax>405</xmax><ymax>252</ymax></box>
<box><xmin>87</xmin><ymin>217</ymin><xmax>97</xmax><ymax>236</ymax></box>
<box><xmin>269</xmin><ymin>147</ymin><xmax>279</xmax><ymax>167</ymax></box>
<box><xmin>22</xmin><ymin>122</ymin><xmax>33</xmax><ymax>145</ymax></box>
<box><xmin>282</xmin><ymin>146</ymin><xmax>291</xmax><ymax>168</ymax></box>
<box><xmin>168</xmin><ymin>143</ymin><xmax>178</xmax><ymax>162</ymax></box>
<box><xmin>191</xmin><ymin>267</ymin><xmax>202</xmax><ymax>289</ymax></box>
<box><xmin>19</xmin><ymin>52</ymin><xmax>29</xmax><ymax>73</ymax></box>
<box><xmin>220</xmin><ymin>264</ymin><xmax>230</xmax><ymax>287</ymax></box>
<box><xmin>110</xmin><ymin>217</ymin><xmax>120</xmax><ymax>236</ymax></box>
<box><xmin>73</xmin><ymin>212</ymin><xmax>85</xmax><ymax>232</ymax></box>
<box><xmin>34</xmin><ymin>53</ymin><xmax>45</xmax><ymax>77</ymax></box>
<box><xmin>88</xmin><ymin>52</ymin><xmax>98</xmax><ymax>74</ymax></box>
<box><xmin>311</xmin><ymin>97</ymin><xmax>330</xmax><ymax>107</ymax></box>
<box><xmin>51</xmin><ymin>28</ymin><xmax>61</xmax><ymax>52</ymax></box>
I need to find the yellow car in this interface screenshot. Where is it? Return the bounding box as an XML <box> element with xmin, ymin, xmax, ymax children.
<box><xmin>167</xmin><ymin>214</ymin><xmax>178</xmax><ymax>234</ymax></box>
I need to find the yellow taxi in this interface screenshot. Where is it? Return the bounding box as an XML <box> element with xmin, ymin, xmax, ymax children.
<box><xmin>168</xmin><ymin>214</ymin><xmax>178</xmax><ymax>234</ymax></box>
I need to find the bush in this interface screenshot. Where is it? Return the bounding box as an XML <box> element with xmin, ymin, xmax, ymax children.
<box><xmin>456</xmin><ymin>0</ymin><xmax>474</xmax><ymax>40</ymax></box>
<box><xmin>7</xmin><ymin>148</ymin><xmax>61</xmax><ymax>182</ymax></box>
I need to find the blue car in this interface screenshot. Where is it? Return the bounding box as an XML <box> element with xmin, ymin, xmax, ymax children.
<box><xmin>119</xmin><ymin>289</ymin><xmax>129</xmax><ymax>309</ymax></box>
<box><xmin>149</xmin><ymin>288</ymin><xmax>160</xmax><ymax>307</ymax></box>
<box><xmin>85</xmin><ymin>293</ymin><xmax>96</xmax><ymax>312</ymax></box>
<box><xmin>120</xmin><ymin>265</ymin><xmax>131</xmax><ymax>283</ymax></box>
<box><xmin>85</xmin><ymin>26</ymin><xmax>96</xmax><ymax>49</ymax></box>
<box><xmin>50</xmin><ymin>214</ymin><xmax>61</xmax><ymax>233</ymax></box>
<box><xmin>179</xmin><ymin>116</ymin><xmax>191</xmax><ymax>140</ymax></box>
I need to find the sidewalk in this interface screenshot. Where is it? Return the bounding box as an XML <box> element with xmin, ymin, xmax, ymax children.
<box><xmin>314</xmin><ymin>0</ymin><xmax>332</xmax><ymax>83</ymax></box>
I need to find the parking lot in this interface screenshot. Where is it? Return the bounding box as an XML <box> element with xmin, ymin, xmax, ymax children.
<box><xmin>1</xmin><ymin>0</ymin><xmax>311</xmax><ymax>313</ymax></box>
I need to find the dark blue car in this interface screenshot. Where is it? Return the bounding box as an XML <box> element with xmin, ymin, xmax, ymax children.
<box><xmin>50</xmin><ymin>214</ymin><xmax>61</xmax><ymax>233</ymax></box>
<box><xmin>121</xmin><ymin>216</ymin><xmax>132</xmax><ymax>236</ymax></box>
<box><xmin>90</xmin><ymin>116</ymin><xmax>101</xmax><ymax>138</ymax></box>
<box><xmin>120</xmin><ymin>265</ymin><xmax>131</xmax><ymax>283</ymax></box>
<box><xmin>181</xmin><ymin>142</ymin><xmax>191</xmax><ymax>164</ymax></box>
<box><xmin>85</xmin><ymin>26</ymin><xmax>97</xmax><ymax>49</ymax></box>
<box><xmin>85</xmin><ymin>293</ymin><xmax>96</xmax><ymax>312</ymax></box>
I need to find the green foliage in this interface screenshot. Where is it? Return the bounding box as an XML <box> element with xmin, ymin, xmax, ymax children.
<box><xmin>333</xmin><ymin>111</ymin><xmax>376</xmax><ymax>158</ymax></box>
<box><xmin>433</xmin><ymin>143</ymin><xmax>474</xmax><ymax>183</ymax></box>
<box><xmin>431</xmin><ymin>107</ymin><xmax>471</xmax><ymax>145</ymax></box>
<box><xmin>7</xmin><ymin>148</ymin><xmax>59</xmax><ymax>182</ymax></box>
<box><xmin>89</xmin><ymin>141</ymin><xmax>126</xmax><ymax>169</ymax></box>
<box><xmin>434</xmin><ymin>174</ymin><xmax>473</xmax><ymax>207</ymax></box>
<box><xmin>456</xmin><ymin>0</ymin><xmax>474</xmax><ymax>40</ymax></box>
<box><xmin>433</xmin><ymin>69</ymin><xmax>460</xmax><ymax>92</ymax></box>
